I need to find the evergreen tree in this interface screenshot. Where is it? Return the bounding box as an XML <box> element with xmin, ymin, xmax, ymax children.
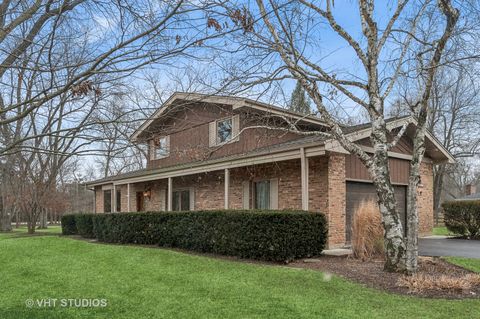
<box><xmin>289</xmin><ymin>81</ymin><xmax>311</xmax><ymax>114</ymax></box>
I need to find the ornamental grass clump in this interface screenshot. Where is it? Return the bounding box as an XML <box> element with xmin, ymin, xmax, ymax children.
<box><xmin>351</xmin><ymin>200</ymin><xmax>384</xmax><ymax>261</ymax></box>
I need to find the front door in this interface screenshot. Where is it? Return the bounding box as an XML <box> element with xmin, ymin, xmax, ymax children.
<box><xmin>136</xmin><ymin>192</ymin><xmax>144</xmax><ymax>212</ymax></box>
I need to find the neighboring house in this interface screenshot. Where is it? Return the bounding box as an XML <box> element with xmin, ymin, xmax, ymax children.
<box><xmin>87</xmin><ymin>92</ymin><xmax>455</xmax><ymax>248</ymax></box>
<box><xmin>456</xmin><ymin>184</ymin><xmax>480</xmax><ymax>201</ymax></box>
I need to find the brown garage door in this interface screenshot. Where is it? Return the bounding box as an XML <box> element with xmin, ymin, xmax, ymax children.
<box><xmin>346</xmin><ymin>182</ymin><xmax>407</xmax><ymax>242</ymax></box>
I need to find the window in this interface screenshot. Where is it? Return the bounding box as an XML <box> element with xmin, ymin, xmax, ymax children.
<box><xmin>217</xmin><ymin>118</ymin><xmax>233</xmax><ymax>143</ymax></box>
<box><xmin>116</xmin><ymin>190</ymin><xmax>121</xmax><ymax>212</ymax></box>
<box><xmin>254</xmin><ymin>181</ymin><xmax>270</xmax><ymax>209</ymax></box>
<box><xmin>152</xmin><ymin>136</ymin><xmax>169</xmax><ymax>159</ymax></box>
<box><xmin>209</xmin><ymin>115</ymin><xmax>239</xmax><ymax>147</ymax></box>
<box><xmin>172</xmin><ymin>189</ymin><xmax>191</xmax><ymax>211</ymax></box>
<box><xmin>103</xmin><ymin>190</ymin><xmax>111</xmax><ymax>213</ymax></box>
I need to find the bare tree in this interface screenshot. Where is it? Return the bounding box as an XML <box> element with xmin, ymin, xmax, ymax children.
<box><xmin>209</xmin><ymin>0</ymin><xmax>461</xmax><ymax>273</ymax></box>
<box><xmin>0</xmin><ymin>0</ymin><xmax>217</xmax><ymax>155</ymax></box>
<box><xmin>0</xmin><ymin>0</ymin><xmax>225</xmax><ymax>232</ymax></box>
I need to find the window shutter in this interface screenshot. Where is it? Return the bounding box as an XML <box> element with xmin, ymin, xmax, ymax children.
<box><xmin>165</xmin><ymin>135</ymin><xmax>170</xmax><ymax>156</ymax></box>
<box><xmin>232</xmin><ymin>114</ymin><xmax>240</xmax><ymax>142</ymax></box>
<box><xmin>189</xmin><ymin>188</ymin><xmax>195</xmax><ymax>211</ymax></box>
<box><xmin>269</xmin><ymin>178</ymin><xmax>278</xmax><ymax>209</ymax></box>
<box><xmin>242</xmin><ymin>181</ymin><xmax>250</xmax><ymax>209</ymax></box>
<box><xmin>209</xmin><ymin>121</ymin><xmax>217</xmax><ymax>147</ymax></box>
<box><xmin>159</xmin><ymin>189</ymin><xmax>166</xmax><ymax>211</ymax></box>
<box><xmin>149</xmin><ymin>140</ymin><xmax>155</xmax><ymax>160</ymax></box>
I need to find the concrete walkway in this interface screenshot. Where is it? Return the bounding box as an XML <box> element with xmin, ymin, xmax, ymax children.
<box><xmin>419</xmin><ymin>237</ymin><xmax>480</xmax><ymax>259</ymax></box>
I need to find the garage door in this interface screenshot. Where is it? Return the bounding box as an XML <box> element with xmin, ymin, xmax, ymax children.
<box><xmin>346</xmin><ymin>182</ymin><xmax>407</xmax><ymax>242</ymax></box>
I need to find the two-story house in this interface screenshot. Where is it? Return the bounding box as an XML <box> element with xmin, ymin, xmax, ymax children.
<box><xmin>88</xmin><ymin>92</ymin><xmax>454</xmax><ymax>248</ymax></box>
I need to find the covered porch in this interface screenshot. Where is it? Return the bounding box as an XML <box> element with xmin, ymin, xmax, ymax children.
<box><xmin>92</xmin><ymin>147</ymin><xmax>347</xmax><ymax>247</ymax></box>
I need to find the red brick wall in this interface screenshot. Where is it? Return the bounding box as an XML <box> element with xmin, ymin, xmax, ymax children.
<box><xmin>229</xmin><ymin>160</ymin><xmax>303</xmax><ymax>210</ymax></box>
<box><xmin>93</xmin><ymin>155</ymin><xmax>346</xmax><ymax>248</ymax></box>
<box><xmin>173</xmin><ymin>172</ymin><xmax>225</xmax><ymax>210</ymax></box>
<box><xmin>308</xmin><ymin>156</ymin><xmax>328</xmax><ymax>212</ymax></box>
<box><xmin>418</xmin><ymin>161</ymin><xmax>434</xmax><ymax>235</ymax></box>
<box><xmin>94</xmin><ymin>186</ymin><xmax>103</xmax><ymax>213</ymax></box>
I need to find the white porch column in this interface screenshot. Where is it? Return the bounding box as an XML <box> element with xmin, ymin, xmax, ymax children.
<box><xmin>224</xmin><ymin>168</ymin><xmax>230</xmax><ymax>209</ymax></box>
<box><xmin>300</xmin><ymin>148</ymin><xmax>309</xmax><ymax>211</ymax></box>
<box><xmin>112</xmin><ymin>184</ymin><xmax>116</xmax><ymax>213</ymax></box>
<box><xmin>167</xmin><ymin>177</ymin><xmax>173</xmax><ymax>211</ymax></box>
<box><xmin>127</xmin><ymin>183</ymin><xmax>131</xmax><ymax>212</ymax></box>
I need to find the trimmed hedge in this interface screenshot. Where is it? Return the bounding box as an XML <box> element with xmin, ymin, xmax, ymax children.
<box><xmin>64</xmin><ymin>210</ymin><xmax>327</xmax><ymax>262</ymax></box>
<box><xmin>75</xmin><ymin>214</ymin><xmax>95</xmax><ymax>238</ymax></box>
<box><xmin>61</xmin><ymin>214</ymin><xmax>77</xmax><ymax>235</ymax></box>
<box><xmin>442</xmin><ymin>201</ymin><xmax>480</xmax><ymax>239</ymax></box>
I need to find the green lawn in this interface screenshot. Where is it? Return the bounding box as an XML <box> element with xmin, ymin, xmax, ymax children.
<box><xmin>0</xmin><ymin>232</ymin><xmax>479</xmax><ymax>319</ymax></box>
<box><xmin>432</xmin><ymin>226</ymin><xmax>452</xmax><ymax>236</ymax></box>
<box><xmin>445</xmin><ymin>257</ymin><xmax>480</xmax><ymax>273</ymax></box>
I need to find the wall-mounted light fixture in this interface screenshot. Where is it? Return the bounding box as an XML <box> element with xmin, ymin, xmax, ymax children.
<box><xmin>143</xmin><ymin>189</ymin><xmax>151</xmax><ymax>199</ymax></box>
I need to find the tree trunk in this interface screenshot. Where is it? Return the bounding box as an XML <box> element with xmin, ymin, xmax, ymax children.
<box><xmin>15</xmin><ymin>208</ymin><xmax>20</xmax><ymax>228</ymax></box>
<box><xmin>372</xmin><ymin>163</ymin><xmax>407</xmax><ymax>272</ymax></box>
<box><xmin>38</xmin><ymin>208</ymin><xmax>48</xmax><ymax>229</ymax></box>
<box><xmin>405</xmin><ymin>120</ymin><xmax>428</xmax><ymax>274</ymax></box>
<box><xmin>27</xmin><ymin>219</ymin><xmax>35</xmax><ymax>234</ymax></box>
<box><xmin>0</xmin><ymin>210</ymin><xmax>12</xmax><ymax>232</ymax></box>
<box><xmin>369</xmin><ymin>116</ymin><xmax>407</xmax><ymax>272</ymax></box>
<box><xmin>0</xmin><ymin>195</ymin><xmax>12</xmax><ymax>232</ymax></box>
<box><xmin>26</xmin><ymin>208</ymin><xmax>36</xmax><ymax>234</ymax></box>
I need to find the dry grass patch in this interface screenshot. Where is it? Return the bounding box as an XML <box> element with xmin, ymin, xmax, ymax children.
<box><xmin>398</xmin><ymin>273</ymin><xmax>480</xmax><ymax>293</ymax></box>
<box><xmin>397</xmin><ymin>257</ymin><xmax>480</xmax><ymax>294</ymax></box>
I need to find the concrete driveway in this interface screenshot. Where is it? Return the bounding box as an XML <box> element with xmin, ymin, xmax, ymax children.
<box><xmin>419</xmin><ymin>237</ymin><xmax>480</xmax><ymax>258</ymax></box>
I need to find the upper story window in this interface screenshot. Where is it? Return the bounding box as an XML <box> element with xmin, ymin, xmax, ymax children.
<box><xmin>209</xmin><ymin>115</ymin><xmax>240</xmax><ymax>147</ymax></box>
<box><xmin>150</xmin><ymin>136</ymin><xmax>170</xmax><ymax>160</ymax></box>
<box><xmin>217</xmin><ymin>118</ymin><xmax>232</xmax><ymax>143</ymax></box>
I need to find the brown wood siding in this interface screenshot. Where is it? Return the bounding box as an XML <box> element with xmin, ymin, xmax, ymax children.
<box><xmin>146</xmin><ymin>103</ymin><xmax>303</xmax><ymax>169</ymax></box>
<box><xmin>356</xmin><ymin>135</ymin><xmax>413</xmax><ymax>155</ymax></box>
<box><xmin>345</xmin><ymin>154</ymin><xmax>410</xmax><ymax>184</ymax></box>
<box><xmin>392</xmin><ymin>136</ymin><xmax>413</xmax><ymax>154</ymax></box>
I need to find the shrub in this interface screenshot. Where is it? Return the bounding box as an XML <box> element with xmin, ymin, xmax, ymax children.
<box><xmin>61</xmin><ymin>214</ymin><xmax>77</xmax><ymax>235</ymax></box>
<box><xmin>75</xmin><ymin>214</ymin><xmax>95</xmax><ymax>238</ymax></box>
<box><xmin>351</xmin><ymin>200</ymin><xmax>384</xmax><ymax>260</ymax></box>
<box><xmin>442</xmin><ymin>201</ymin><xmax>480</xmax><ymax>239</ymax></box>
<box><xmin>89</xmin><ymin>210</ymin><xmax>327</xmax><ymax>262</ymax></box>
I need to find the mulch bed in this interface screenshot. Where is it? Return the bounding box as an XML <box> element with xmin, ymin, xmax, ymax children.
<box><xmin>289</xmin><ymin>255</ymin><xmax>480</xmax><ymax>299</ymax></box>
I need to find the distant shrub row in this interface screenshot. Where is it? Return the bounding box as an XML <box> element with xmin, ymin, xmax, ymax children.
<box><xmin>61</xmin><ymin>210</ymin><xmax>327</xmax><ymax>262</ymax></box>
<box><xmin>442</xmin><ymin>201</ymin><xmax>480</xmax><ymax>239</ymax></box>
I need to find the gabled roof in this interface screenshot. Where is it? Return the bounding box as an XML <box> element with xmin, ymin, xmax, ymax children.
<box><xmin>130</xmin><ymin>92</ymin><xmax>327</xmax><ymax>142</ymax></box>
<box><xmin>88</xmin><ymin>93</ymin><xmax>456</xmax><ymax>187</ymax></box>
<box><xmin>89</xmin><ymin>114</ymin><xmax>455</xmax><ymax>188</ymax></box>
<box><xmin>333</xmin><ymin>116</ymin><xmax>455</xmax><ymax>164</ymax></box>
